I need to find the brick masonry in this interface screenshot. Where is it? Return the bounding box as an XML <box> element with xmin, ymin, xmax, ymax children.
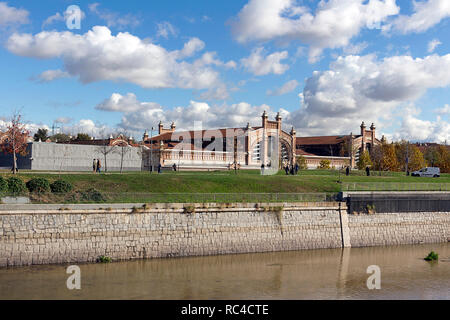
<box><xmin>0</xmin><ymin>202</ymin><xmax>448</xmax><ymax>267</ymax></box>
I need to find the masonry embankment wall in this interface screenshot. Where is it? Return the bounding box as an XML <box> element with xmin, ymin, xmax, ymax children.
<box><xmin>0</xmin><ymin>202</ymin><xmax>448</xmax><ymax>267</ymax></box>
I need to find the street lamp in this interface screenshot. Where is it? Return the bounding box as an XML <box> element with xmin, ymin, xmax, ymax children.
<box><xmin>150</xmin><ymin>127</ymin><xmax>154</xmax><ymax>174</ymax></box>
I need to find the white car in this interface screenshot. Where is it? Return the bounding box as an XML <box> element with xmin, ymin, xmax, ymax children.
<box><xmin>411</xmin><ymin>167</ymin><xmax>440</xmax><ymax>177</ymax></box>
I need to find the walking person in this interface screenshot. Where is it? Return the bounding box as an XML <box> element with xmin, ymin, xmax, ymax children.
<box><xmin>93</xmin><ymin>159</ymin><xmax>97</xmax><ymax>173</ymax></box>
<box><xmin>346</xmin><ymin>166</ymin><xmax>350</xmax><ymax>176</ymax></box>
<box><xmin>172</xmin><ymin>163</ymin><xmax>177</xmax><ymax>172</ymax></box>
<box><xmin>97</xmin><ymin>159</ymin><xmax>101</xmax><ymax>173</ymax></box>
<box><xmin>260</xmin><ymin>163</ymin><xmax>265</xmax><ymax>175</ymax></box>
<box><xmin>284</xmin><ymin>164</ymin><xmax>289</xmax><ymax>175</ymax></box>
<box><xmin>158</xmin><ymin>163</ymin><xmax>162</xmax><ymax>174</ymax></box>
<box><xmin>294</xmin><ymin>163</ymin><xmax>299</xmax><ymax>174</ymax></box>
<box><xmin>366</xmin><ymin>166</ymin><xmax>370</xmax><ymax>177</ymax></box>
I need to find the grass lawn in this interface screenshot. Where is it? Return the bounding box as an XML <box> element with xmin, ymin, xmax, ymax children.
<box><xmin>1</xmin><ymin>169</ymin><xmax>449</xmax><ymax>203</ymax></box>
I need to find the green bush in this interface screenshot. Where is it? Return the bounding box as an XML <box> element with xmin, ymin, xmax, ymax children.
<box><xmin>7</xmin><ymin>177</ymin><xmax>27</xmax><ymax>194</ymax></box>
<box><xmin>0</xmin><ymin>176</ymin><xmax>7</xmax><ymax>193</ymax></box>
<box><xmin>50</xmin><ymin>180</ymin><xmax>73</xmax><ymax>193</ymax></box>
<box><xmin>26</xmin><ymin>178</ymin><xmax>51</xmax><ymax>193</ymax></box>
<box><xmin>81</xmin><ymin>188</ymin><xmax>105</xmax><ymax>202</ymax></box>
<box><xmin>424</xmin><ymin>251</ymin><xmax>439</xmax><ymax>261</ymax></box>
<box><xmin>97</xmin><ymin>255</ymin><xmax>112</xmax><ymax>263</ymax></box>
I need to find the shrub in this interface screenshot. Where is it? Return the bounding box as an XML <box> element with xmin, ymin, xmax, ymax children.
<box><xmin>26</xmin><ymin>178</ymin><xmax>50</xmax><ymax>193</ymax></box>
<box><xmin>50</xmin><ymin>180</ymin><xmax>73</xmax><ymax>193</ymax></box>
<box><xmin>81</xmin><ymin>188</ymin><xmax>105</xmax><ymax>202</ymax></box>
<box><xmin>318</xmin><ymin>159</ymin><xmax>331</xmax><ymax>169</ymax></box>
<box><xmin>7</xmin><ymin>177</ymin><xmax>27</xmax><ymax>194</ymax></box>
<box><xmin>296</xmin><ymin>155</ymin><xmax>308</xmax><ymax>170</ymax></box>
<box><xmin>0</xmin><ymin>176</ymin><xmax>7</xmax><ymax>193</ymax></box>
<box><xmin>424</xmin><ymin>251</ymin><xmax>439</xmax><ymax>261</ymax></box>
<box><xmin>97</xmin><ymin>255</ymin><xmax>112</xmax><ymax>263</ymax></box>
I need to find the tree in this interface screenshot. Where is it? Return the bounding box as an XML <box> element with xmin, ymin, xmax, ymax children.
<box><xmin>116</xmin><ymin>145</ymin><xmax>131</xmax><ymax>174</ymax></box>
<box><xmin>318</xmin><ymin>159</ymin><xmax>331</xmax><ymax>169</ymax></box>
<box><xmin>0</xmin><ymin>111</ymin><xmax>30</xmax><ymax>174</ymax></box>
<box><xmin>357</xmin><ymin>150</ymin><xmax>373</xmax><ymax>170</ymax></box>
<box><xmin>97</xmin><ymin>143</ymin><xmax>116</xmax><ymax>173</ymax></box>
<box><xmin>408</xmin><ymin>145</ymin><xmax>426</xmax><ymax>172</ymax></box>
<box><xmin>34</xmin><ymin>128</ymin><xmax>49</xmax><ymax>142</ymax></box>
<box><xmin>424</xmin><ymin>147</ymin><xmax>439</xmax><ymax>167</ymax></box>
<box><xmin>370</xmin><ymin>145</ymin><xmax>384</xmax><ymax>171</ymax></box>
<box><xmin>76</xmin><ymin>133</ymin><xmax>91</xmax><ymax>141</ymax></box>
<box><xmin>382</xmin><ymin>144</ymin><xmax>399</xmax><ymax>171</ymax></box>
<box><xmin>50</xmin><ymin>133</ymin><xmax>71</xmax><ymax>143</ymax></box>
<box><xmin>296</xmin><ymin>155</ymin><xmax>308</xmax><ymax>170</ymax></box>
<box><xmin>435</xmin><ymin>145</ymin><xmax>450</xmax><ymax>173</ymax></box>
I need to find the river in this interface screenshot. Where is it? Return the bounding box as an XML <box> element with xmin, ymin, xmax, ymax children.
<box><xmin>0</xmin><ymin>243</ymin><xmax>448</xmax><ymax>299</ymax></box>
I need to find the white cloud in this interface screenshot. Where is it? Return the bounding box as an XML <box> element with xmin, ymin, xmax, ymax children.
<box><xmin>156</xmin><ymin>21</ymin><xmax>177</xmax><ymax>39</ymax></box>
<box><xmin>241</xmin><ymin>47</ymin><xmax>289</xmax><ymax>76</ymax></box>
<box><xmin>33</xmin><ymin>69</ymin><xmax>70</xmax><ymax>83</ymax></box>
<box><xmin>0</xmin><ymin>2</ymin><xmax>29</xmax><ymax>27</ymax></box>
<box><xmin>54</xmin><ymin>117</ymin><xmax>72</xmax><ymax>124</ymax></box>
<box><xmin>267</xmin><ymin>79</ymin><xmax>298</xmax><ymax>96</ymax></box>
<box><xmin>7</xmin><ymin>26</ymin><xmax>224</xmax><ymax>90</ymax></box>
<box><xmin>435</xmin><ymin>104</ymin><xmax>450</xmax><ymax>115</ymax></box>
<box><xmin>393</xmin><ymin>106</ymin><xmax>450</xmax><ymax>142</ymax></box>
<box><xmin>287</xmin><ymin>53</ymin><xmax>450</xmax><ymax>140</ymax></box>
<box><xmin>343</xmin><ymin>42</ymin><xmax>368</xmax><ymax>55</ymax></box>
<box><xmin>231</xmin><ymin>0</ymin><xmax>399</xmax><ymax>62</ymax></box>
<box><xmin>383</xmin><ymin>0</ymin><xmax>450</xmax><ymax>34</ymax></box>
<box><xmin>95</xmin><ymin>93</ymin><xmax>284</xmax><ymax>135</ymax></box>
<box><xmin>88</xmin><ymin>2</ymin><xmax>140</xmax><ymax>29</ymax></box>
<box><xmin>42</xmin><ymin>7</ymin><xmax>86</xmax><ymax>29</ymax></box>
<box><xmin>427</xmin><ymin>38</ymin><xmax>442</xmax><ymax>53</ymax></box>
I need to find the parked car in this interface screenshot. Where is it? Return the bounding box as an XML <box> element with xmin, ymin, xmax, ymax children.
<box><xmin>411</xmin><ymin>167</ymin><xmax>440</xmax><ymax>177</ymax></box>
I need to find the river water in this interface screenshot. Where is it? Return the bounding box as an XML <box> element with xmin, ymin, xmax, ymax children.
<box><xmin>0</xmin><ymin>243</ymin><xmax>448</xmax><ymax>300</ymax></box>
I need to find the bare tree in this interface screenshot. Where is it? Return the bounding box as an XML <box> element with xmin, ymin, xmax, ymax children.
<box><xmin>116</xmin><ymin>144</ymin><xmax>132</xmax><ymax>174</ymax></box>
<box><xmin>0</xmin><ymin>111</ymin><xmax>29</xmax><ymax>174</ymax></box>
<box><xmin>97</xmin><ymin>143</ymin><xmax>116</xmax><ymax>173</ymax></box>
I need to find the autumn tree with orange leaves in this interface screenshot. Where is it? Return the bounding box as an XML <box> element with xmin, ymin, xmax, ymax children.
<box><xmin>0</xmin><ymin>111</ymin><xmax>30</xmax><ymax>174</ymax></box>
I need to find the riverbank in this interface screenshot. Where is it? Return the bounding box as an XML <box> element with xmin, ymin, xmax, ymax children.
<box><xmin>0</xmin><ymin>202</ymin><xmax>448</xmax><ymax>267</ymax></box>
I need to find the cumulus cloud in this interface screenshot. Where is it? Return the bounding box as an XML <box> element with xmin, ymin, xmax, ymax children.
<box><xmin>427</xmin><ymin>39</ymin><xmax>442</xmax><ymax>53</ymax></box>
<box><xmin>287</xmin><ymin>53</ymin><xmax>450</xmax><ymax>141</ymax></box>
<box><xmin>383</xmin><ymin>0</ymin><xmax>450</xmax><ymax>34</ymax></box>
<box><xmin>267</xmin><ymin>79</ymin><xmax>298</xmax><ymax>96</ymax></box>
<box><xmin>7</xmin><ymin>26</ymin><xmax>225</xmax><ymax>91</ymax></box>
<box><xmin>392</xmin><ymin>106</ymin><xmax>450</xmax><ymax>143</ymax></box>
<box><xmin>54</xmin><ymin>117</ymin><xmax>72</xmax><ymax>124</ymax></box>
<box><xmin>0</xmin><ymin>2</ymin><xmax>29</xmax><ymax>27</ymax></box>
<box><xmin>95</xmin><ymin>93</ymin><xmax>286</xmax><ymax>135</ymax></box>
<box><xmin>231</xmin><ymin>0</ymin><xmax>399</xmax><ymax>62</ymax></box>
<box><xmin>241</xmin><ymin>47</ymin><xmax>289</xmax><ymax>76</ymax></box>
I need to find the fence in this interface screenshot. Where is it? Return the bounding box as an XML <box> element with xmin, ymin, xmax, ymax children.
<box><xmin>348</xmin><ymin>195</ymin><xmax>450</xmax><ymax>213</ymax></box>
<box><xmin>342</xmin><ymin>182</ymin><xmax>450</xmax><ymax>192</ymax></box>
<box><xmin>1</xmin><ymin>192</ymin><xmax>338</xmax><ymax>204</ymax></box>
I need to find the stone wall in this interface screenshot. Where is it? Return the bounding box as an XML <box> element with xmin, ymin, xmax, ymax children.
<box><xmin>347</xmin><ymin>212</ymin><xmax>449</xmax><ymax>247</ymax></box>
<box><xmin>0</xmin><ymin>202</ymin><xmax>448</xmax><ymax>267</ymax></box>
<box><xmin>0</xmin><ymin>203</ymin><xmax>343</xmax><ymax>267</ymax></box>
<box><xmin>0</xmin><ymin>142</ymin><xmax>143</xmax><ymax>172</ymax></box>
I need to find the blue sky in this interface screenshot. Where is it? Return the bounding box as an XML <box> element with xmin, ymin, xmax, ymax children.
<box><xmin>0</xmin><ymin>0</ymin><xmax>449</xmax><ymax>142</ymax></box>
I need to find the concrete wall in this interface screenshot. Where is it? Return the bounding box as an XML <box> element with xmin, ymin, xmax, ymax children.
<box><xmin>2</xmin><ymin>142</ymin><xmax>143</xmax><ymax>172</ymax></box>
<box><xmin>0</xmin><ymin>202</ymin><xmax>448</xmax><ymax>267</ymax></box>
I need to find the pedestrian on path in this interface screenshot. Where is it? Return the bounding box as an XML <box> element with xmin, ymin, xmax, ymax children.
<box><xmin>97</xmin><ymin>159</ymin><xmax>101</xmax><ymax>173</ymax></box>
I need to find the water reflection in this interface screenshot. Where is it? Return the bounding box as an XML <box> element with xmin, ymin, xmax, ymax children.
<box><xmin>0</xmin><ymin>243</ymin><xmax>448</xmax><ymax>300</ymax></box>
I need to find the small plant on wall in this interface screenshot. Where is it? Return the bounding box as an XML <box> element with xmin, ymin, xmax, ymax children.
<box><xmin>366</xmin><ymin>204</ymin><xmax>376</xmax><ymax>214</ymax></box>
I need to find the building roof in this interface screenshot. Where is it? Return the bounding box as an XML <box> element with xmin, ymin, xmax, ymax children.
<box><xmin>296</xmin><ymin>135</ymin><xmax>353</xmax><ymax>146</ymax></box>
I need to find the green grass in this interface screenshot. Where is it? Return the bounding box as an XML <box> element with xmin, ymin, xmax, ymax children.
<box><xmin>0</xmin><ymin>169</ymin><xmax>449</xmax><ymax>203</ymax></box>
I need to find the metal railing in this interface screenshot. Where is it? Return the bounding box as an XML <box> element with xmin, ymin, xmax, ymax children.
<box><xmin>0</xmin><ymin>192</ymin><xmax>338</xmax><ymax>204</ymax></box>
<box><xmin>342</xmin><ymin>182</ymin><xmax>450</xmax><ymax>192</ymax></box>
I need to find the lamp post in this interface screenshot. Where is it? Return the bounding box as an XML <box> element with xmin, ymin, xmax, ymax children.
<box><xmin>150</xmin><ymin>127</ymin><xmax>154</xmax><ymax>174</ymax></box>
